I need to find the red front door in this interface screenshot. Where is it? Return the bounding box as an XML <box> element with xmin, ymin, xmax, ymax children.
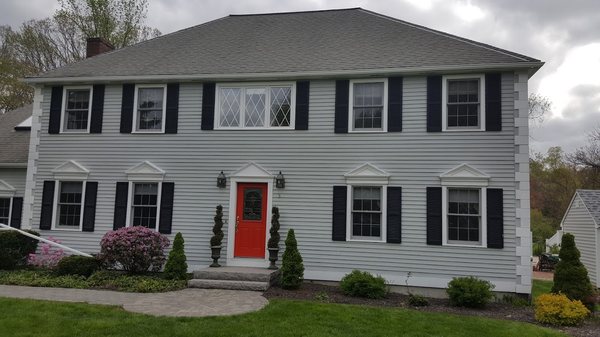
<box><xmin>234</xmin><ymin>183</ymin><xmax>267</xmax><ymax>258</ymax></box>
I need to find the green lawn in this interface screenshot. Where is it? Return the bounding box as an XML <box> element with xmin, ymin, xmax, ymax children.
<box><xmin>532</xmin><ymin>279</ymin><xmax>554</xmax><ymax>301</ymax></box>
<box><xmin>0</xmin><ymin>297</ymin><xmax>565</xmax><ymax>337</ymax></box>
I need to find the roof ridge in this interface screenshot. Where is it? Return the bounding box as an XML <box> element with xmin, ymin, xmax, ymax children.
<box><xmin>229</xmin><ymin>7</ymin><xmax>361</xmax><ymax>17</ymax></box>
<box><xmin>357</xmin><ymin>8</ymin><xmax>539</xmax><ymax>63</ymax></box>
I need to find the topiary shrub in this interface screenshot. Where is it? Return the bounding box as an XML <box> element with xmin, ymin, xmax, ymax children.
<box><xmin>164</xmin><ymin>232</ymin><xmax>188</xmax><ymax>280</ymax></box>
<box><xmin>100</xmin><ymin>226</ymin><xmax>170</xmax><ymax>274</ymax></box>
<box><xmin>0</xmin><ymin>230</ymin><xmax>39</xmax><ymax>270</ymax></box>
<box><xmin>535</xmin><ymin>293</ymin><xmax>590</xmax><ymax>326</ymax></box>
<box><xmin>446</xmin><ymin>276</ymin><xmax>495</xmax><ymax>308</ymax></box>
<box><xmin>280</xmin><ymin>229</ymin><xmax>304</xmax><ymax>289</ymax></box>
<box><xmin>210</xmin><ymin>205</ymin><xmax>224</xmax><ymax>247</ymax></box>
<box><xmin>55</xmin><ymin>255</ymin><xmax>102</xmax><ymax>277</ymax></box>
<box><xmin>268</xmin><ymin>207</ymin><xmax>281</xmax><ymax>249</ymax></box>
<box><xmin>340</xmin><ymin>270</ymin><xmax>388</xmax><ymax>299</ymax></box>
<box><xmin>552</xmin><ymin>233</ymin><xmax>595</xmax><ymax>309</ymax></box>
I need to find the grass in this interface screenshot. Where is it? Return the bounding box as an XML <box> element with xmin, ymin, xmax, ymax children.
<box><xmin>0</xmin><ymin>297</ymin><xmax>566</xmax><ymax>337</ymax></box>
<box><xmin>532</xmin><ymin>279</ymin><xmax>554</xmax><ymax>301</ymax></box>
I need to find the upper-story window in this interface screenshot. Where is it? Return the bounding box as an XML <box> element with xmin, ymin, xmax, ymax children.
<box><xmin>216</xmin><ymin>83</ymin><xmax>295</xmax><ymax>129</ymax></box>
<box><xmin>349</xmin><ymin>79</ymin><xmax>388</xmax><ymax>132</ymax></box>
<box><xmin>61</xmin><ymin>86</ymin><xmax>92</xmax><ymax>133</ymax></box>
<box><xmin>442</xmin><ymin>74</ymin><xmax>485</xmax><ymax>131</ymax></box>
<box><xmin>133</xmin><ymin>85</ymin><xmax>166</xmax><ymax>133</ymax></box>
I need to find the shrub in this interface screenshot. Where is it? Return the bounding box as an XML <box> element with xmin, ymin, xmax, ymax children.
<box><xmin>27</xmin><ymin>236</ymin><xmax>64</xmax><ymax>269</ymax></box>
<box><xmin>502</xmin><ymin>294</ymin><xmax>530</xmax><ymax>307</ymax></box>
<box><xmin>535</xmin><ymin>293</ymin><xmax>590</xmax><ymax>326</ymax></box>
<box><xmin>549</xmin><ymin>244</ymin><xmax>561</xmax><ymax>255</ymax></box>
<box><xmin>340</xmin><ymin>270</ymin><xmax>388</xmax><ymax>299</ymax></box>
<box><xmin>268</xmin><ymin>207</ymin><xmax>281</xmax><ymax>249</ymax></box>
<box><xmin>408</xmin><ymin>294</ymin><xmax>429</xmax><ymax>307</ymax></box>
<box><xmin>446</xmin><ymin>276</ymin><xmax>494</xmax><ymax>308</ymax></box>
<box><xmin>532</xmin><ymin>242</ymin><xmax>545</xmax><ymax>257</ymax></box>
<box><xmin>280</xmin><ymin>229</ymin><xmax>304</xmax><ymax>289</ymax></box>
<box><xmin>163</xmin><ymin>232</ymin><xmax>188</xmax><ymax>280</ymax></box>
<box><xmin>552</xmin><ymin>233</ymin><xmax>594</xmax><ymax>308</ymax></box>
<box><xmin>100</xmin><ymin>227</ymin><xmax>170</xmax><ymax>274</ymax></box>
<box><xmin>210</xmin><ymin>205</ymin><xmax>224</xmax><ymax>247</ymax></box>
<box><xmin>0</xmin><ymin>230</ymin><xmax>39</xmax><ymax>270</ymax></box>
<box><xmin>55</xmin><ymin>255</ymin><xmax>101</xmax><ymax>277</ymax></box>
<box><xmin>314</xmin><ymin>291</ymin><xmax>330</xmax><ymax>302</ymax></box>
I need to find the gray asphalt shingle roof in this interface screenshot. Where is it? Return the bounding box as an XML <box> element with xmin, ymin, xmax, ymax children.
<box><xmin>576</xmin><ymin>190</ymin><xmax>600</xmax><ymax>225</ymax></box>
<box><xmin>0</xmin><ymin>104</ymin><xmax>31</xmax><ymax>165</ymax></box>
<box><xmin>32</xmin><ymin>8</ymin><xmax>540</xmax><ymax>80</ymax></box>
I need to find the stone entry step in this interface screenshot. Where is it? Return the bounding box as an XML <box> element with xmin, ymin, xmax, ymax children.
<box><xmin>189</xmin><ymin>267</ymin><xmax>280</xmax><ymax>291</ymax></box>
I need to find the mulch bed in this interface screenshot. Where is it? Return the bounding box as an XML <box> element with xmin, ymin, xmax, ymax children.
<box><xmin>263</xmin><ymin>282</ymin><xmax>600</xmax><ymax>337</ymax></box>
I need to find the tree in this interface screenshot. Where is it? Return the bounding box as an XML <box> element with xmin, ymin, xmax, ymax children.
<box><xmin>552</xmin><ymin>233</ymin><xmax>594</xmax><ymax>309</ymax></box>
<box><xmin>164</xmin><ymin>232</ymin><xmax>188</xmax><ymax>280</ymax></box>
<box><xmin>569</xmin><ymin>127</ymin><xmax>600</xmax><ymax>170</ymax></box>
<box><xmin>529</xmin><ymin>93</ymin><xmax>551</xmax><ymax>125</ymax></box>
<box><xmin>280</xmin><ymin>229</ymin><xmax>304</xmax><ymax>289</ymax></box>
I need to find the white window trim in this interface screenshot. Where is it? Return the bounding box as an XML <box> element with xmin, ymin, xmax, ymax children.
<box><xmin>132</xmin><ymin>84</ymin><xmax>167</xmax><ymax>134</ymax></box>
<box><xmin>60</xmin><ymin>85</ymin><xmax>93</xmax><ymax>134</ymax></box>
<box><xmin>0</xmin><ymin>197</ymin><xmax>13</xmax><ymax>227</ymax></box>
<box><xmin>51</xmin><ymin>180</ymin><xmax>86</xmax><ymax>231</ymax></box>
<box><xmin>442</xmin><ymin>186</ymin><xmax>487</xmax><ymax>248</ymax></box>
<box><xmin>125</xmin><ymin>181</ymin><xmax>162</xmax><ymax>231</ymax></box>
<box><xmin>346</xmin><ymin>184</ymin><xmax>387</xmax><ymax>243</ymax></box>
<box><xmin>348</xmin><ymin>78</ymin><xmax>388</xmax><ymax>133</ymax></box>
<box><xmin>214</xmin><ymin>82</ymin><xmax>296</xmax><ymax>130</ymax></box>
<box><xmin>442</xmin><ymin>74</ymin><xmax>486</xmax><ymax>132</ymax></box>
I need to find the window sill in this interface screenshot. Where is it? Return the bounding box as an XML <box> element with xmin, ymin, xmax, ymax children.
<box><xmin>443</xmin><ymin>242</ymin><xmax>486</xmax><ymax>248</ymax></box>
<box><xmin>442</xmin><ymin>128</ymin><xmax>485</xmax><ymax>132</ymax></box>
<box><xmin>348</xmin><ymin>130</ymin><xmax>387</xmax><ymax>134</ymax></box>
<box><xmin>214</xmin><ymin>127</ymin><xmax>295</xmax><ymax>131</ymax></box>
<box><xmin>132</xmin><ymin>130</ymin><xmax>165</xmax><ymax>134</ymax></box>
<box><xmin>59</xmin><ymin>131</ymin><xmax>90</xmax><ymax>134</ymax></box>
<box><xmin>347</xmin><ymin>238</ymin><xmax>386</xmax><ymax>243</ymax></box>
<box><xmin>51</xmin><ymin>227</ymin><xmax>82</xmax><ymax>232</ymax></box>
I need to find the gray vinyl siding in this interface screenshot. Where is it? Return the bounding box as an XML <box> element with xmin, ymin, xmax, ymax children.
<box><xmin>562</xmin><ymin>195</ymin><xmax>598</xmax><ymax>287</ymax></box>
<box><xmin>32</xmin><ymin>73</ymin><xmax>518</xmax><ymax>284</ymax></box>
<box><xmin>0</xmin><ymin>168</ymin><xmax>27</xmax><ymax>197</ymax></box>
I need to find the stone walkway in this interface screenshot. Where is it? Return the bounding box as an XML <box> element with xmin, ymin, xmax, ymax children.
<box><xmin>0</xmin><ymin>285</ymin><xmax>268</xmax><ymax>317</ymax></box>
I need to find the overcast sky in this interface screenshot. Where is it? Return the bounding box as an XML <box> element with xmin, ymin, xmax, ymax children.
<box><xmin>2</xmin><ymin>0</ymin><xmax>599</xmax><ymax>155</ymax></box>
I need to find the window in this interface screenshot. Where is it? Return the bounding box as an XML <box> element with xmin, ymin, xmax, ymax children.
<box><xmin>61</xmin><ymin>87</ymin><xmax>92</xmax><ymax>132</ymax></box>
<box><xmin>56</xmin><ymin>181</ymin><xmax>84</xmax><ymax>229</ymax></box>
<box><xmin>134</xmin><ymin>85</ymin><xmax>166</xmax><ymax>132</ymax></box>
<box><xmin>447</xmin><ymin>188</ymin><xmax>481</xmax><ymax>244</ymax></box>
<box><xmin>349</xmin><ymin>79</ymin><xmax>387</xmax><ymax>132</ymax></box>
<box><xmin>442</xmin><ymin>75</ymin><xmax>485</xmax><ymax>131</ymax></box>
<box><xmin>131</xmin><ymin>183</ymin><xmax>159</xmax><ymax>229</ymax></box>
<box><xmin>351</xmin><ymin>186</ymin><xmax>383</xmax><ymax>240</ymax></box>
<box><xmin>217</xmin><ymin>83</ymin><xmax>295</xmax><ymax>129</ymax></box>
<box><xmin>0</xmin><ymin>198</ymin><xmax>10</xmax><ymax>225</ymax></box>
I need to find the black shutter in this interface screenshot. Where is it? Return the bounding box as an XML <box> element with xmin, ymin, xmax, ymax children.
<box><xmin>332</xmin><ymin>186</ymin><xmax>347</xmax><ymax>241</ymax></box>
<box><xmin>295</xmin><ymin>81</ymin><xmax>310</xmax><ymax>130</ymax></box>
<box><xmin>427</xmin><ymin>76</ymin><xmax>442</xmax><ymax>132</ymax></box>
<box><xmin>165</xmin><ymin>83</ymin><xmax>179</xmax><ymax>134</ymax></box>
<box><xmin>113</xmin><ymin>182</ymin><xmax>129</xmax><ymax>230</ymax></box>
<box><xmin>90</xmin><ymin>85</ymin><xmax>105</xmax><ymax>133</ymax></box>
<box><xmin>201</xmin><ymin>83</ymin><xmax>216</xmax><ymax>130</ymax></box>
<box><xmin>82</xmin><ymin>182</ymin><xmax>98</xmax><ymax>232</ymax></box>
<box><xmin>388</xmin><ymin>77</ymin><xmax>403</xmax><ymax>132</ymax></box>
<box><xmin>387</xmin><ymin>187</ymin><xmax>402</xmax><ymax>243</ymax></box>
<box><xmin>10</xmin><ymin>197</ymin><xmax>23</xmax><ymax>229</ymax></box>
<box><xmin>426</xmin><ymin>187</ymin><xmax>442</xmax><ymax>245</ymax></box>
<box><xmin>49</xmin><ymin>86</ymin><xmax>63</xmax><ymax>134</ymax></box>
<box><xmin>158</xmin><ymin>182</ymin><xmax>174</xmax><ymax>234</ymax></box>
<box><xmin>40</xmin><ymin>181</ymin><xmax>55</xmax><ymax>230</ymax></box>
<box><xmin>487</xmin><ymin>188</ymin><xmax>504</xmax><ymax>248</ymax></box>
<box><xmin>334</xmin><ymin>80</ymin><xmax>349</xmax><ymax>134</ymax></box>
<box><xmin>120</xmin><ymin>84</ymin><xmax>135</xmax><ymax>133</ymax></box>
<box><xmin>485</xmin><ymin>73</ymin><xmax>502</xmax><ymax>131</ymax></box>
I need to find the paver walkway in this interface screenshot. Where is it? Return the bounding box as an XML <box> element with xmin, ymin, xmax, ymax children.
<box><xmin>0</xmin><ymin>285</ymin><xmax>268</xmax><ymax>317</ymax></box>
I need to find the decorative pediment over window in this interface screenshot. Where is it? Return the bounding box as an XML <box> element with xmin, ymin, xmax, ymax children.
<box><xmin>344</xmin><ymin>163</ymin><xmax>390</xmax><ymax>185</ymax></box>
<box><xmin>52</xmin><ymin>160</ymin><xmax>90</xmax><ymax>180</ymax></box>
<box><xmin>0</xmin><ymin>180</ymin><xmax>16</xmax><ymax>197</ymax></box>
<box><xmin>439</xmin><ymin>163</ymin><xmax>490</xmax><ymax>187</ymax></box>
<box><xmin>126</xmin><ymin>161</ymin><xmax>165</xmax><ymax>181</ymax></box>
<box><xmin>231</xmin><ymin>162</ymin><xmax>273</xmax><ymax>178</ymax></box>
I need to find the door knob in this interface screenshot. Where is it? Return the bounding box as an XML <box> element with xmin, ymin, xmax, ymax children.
<box><xmin>236</xmin><ymin>216</ymin><xmax>240</xmax><ymax>232</ymax></box>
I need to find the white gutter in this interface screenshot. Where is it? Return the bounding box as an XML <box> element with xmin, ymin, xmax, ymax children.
<box><xmin>0</xmin><ymin>223</ymin><xmax>93</xmax><ymax>257</ymax></box>
<box><xmin>24</xmin><ymin>61</ymin><xmax>544</xmax><ymax>84</ymax></box>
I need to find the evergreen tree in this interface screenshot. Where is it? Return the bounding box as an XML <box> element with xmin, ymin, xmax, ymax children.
<box><xmin>552</xmin><ymin>233</ymin><xmax>594</xmax><ymax>308</ymax></box>
<box><xmin>210</xmin><ymin>205</ymin><xmax>224</xmax><ymax>247</ymax></box>
<box><xmin>164</xmin><ymin>232</ymin><xmax>188</xmax><ymax>280</ymax></box>
<box><xmin>280</xmin><ymin>229</ymin><xmax>304</xmax><ymax>289</ymax></box>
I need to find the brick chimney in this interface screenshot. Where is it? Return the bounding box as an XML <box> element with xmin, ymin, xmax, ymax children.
<box><xmin>86</xmin><ymin>37</ymin><xmax>114</xmax><ymax>58</ymax></box>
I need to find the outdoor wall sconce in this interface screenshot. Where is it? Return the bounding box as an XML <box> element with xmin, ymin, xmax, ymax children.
<box><xmin>276</xmin><ymin>171</ymin><xmax>285</xmax><ymax>189</ymax></box>
<box><xmin>217</xmin><ymin>171</ymin><xmax>226</xmax><ymax>188</ymax></box>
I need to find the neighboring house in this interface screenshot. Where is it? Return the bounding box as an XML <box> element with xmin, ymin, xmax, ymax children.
<box><xmin>0</xmin><ymin>104</ymin><xmax>32</xmax><ymax>228</ymax></box>
<box><xmin>22</xmin><ymin>8</ymin><xmax>542</xmax><ymax>294</ymax></box>
<box><xmin>560</xmin><ymin>190</ymin><xmax>600</xmax><ymax>288</ymax></box>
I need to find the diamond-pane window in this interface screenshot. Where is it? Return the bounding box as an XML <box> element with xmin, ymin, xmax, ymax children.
<box><xmin>220</xmin><ymin>88</ymin><xmax>241</xmax><ymax>127</ymax></box>
<box><xmin>270</xmin><ymin>87</ymin><xmax>291</xmax><ymax>127</ymax></box>
<box><xmin>245</xmin><ymin>88</ymin><xmax>266</xmax><ymax>127</ymax></box>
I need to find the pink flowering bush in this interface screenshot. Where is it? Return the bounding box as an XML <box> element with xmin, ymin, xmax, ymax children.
<box><xmin>100</xmin><ymin>226</ymin><xmax>170</xmax><ymax>274</ymax></box>
<box><xmin>27</xmin><ymin>236</ymin><xmax>65</xmax><ymax>269</ymax></box>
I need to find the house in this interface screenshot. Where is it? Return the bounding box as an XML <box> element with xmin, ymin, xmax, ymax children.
<box><xmin>0</xmin><ymin>104</ymin><xmax>32</xmax><ymax>228</ymax></box>
<box><xmin>22</xmin><ymin>8</ymin><xmax>542</xmax><ymax>295</ymax></box>
<box><xmin>559</xmin><ymin>190</ymin><xmax>600</xmax><ymax>288</ymax></box>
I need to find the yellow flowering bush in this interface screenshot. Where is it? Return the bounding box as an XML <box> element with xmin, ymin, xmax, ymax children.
<box><xmin>534</xmin><ymin>293</ymin><xmax>590</xmax><ymax>326</ymax></box>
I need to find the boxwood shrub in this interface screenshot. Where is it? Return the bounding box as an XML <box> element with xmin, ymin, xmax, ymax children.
<box><xmin>340</xmin><ymin>270</ymin><xmax>388</xmax><ymax>299</ymax></box>
<box><xmin>55</xmin><ymin>255</ymin><xmax>102</xmax><ymax>277</ymax></box>
<box><xmin>446</xmin><ymin>276</ymin><xmax>495</xmax><ymax>308</ymax></box>
<box><xmin>0</xmin><ymin>230</ymin><xmax>39</xmax><ymax>270</ymax></box>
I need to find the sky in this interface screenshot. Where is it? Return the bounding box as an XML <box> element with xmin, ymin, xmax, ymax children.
<box><xmin>1</xmin><ymin>0</ymin><xmax>599</xmax><ymax>155</ymax></box>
